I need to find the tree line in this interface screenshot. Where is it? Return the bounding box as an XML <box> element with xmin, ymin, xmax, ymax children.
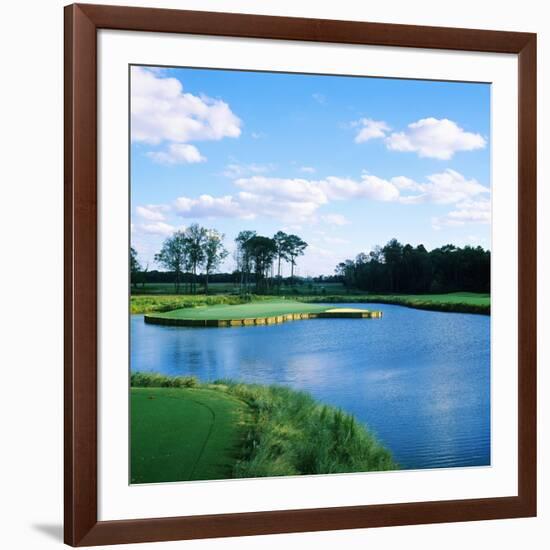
<box><xmin>335</xmin><ymin>238</ymin><xmax>490</xmax><ymax>294</ymax></box>
<box><xmin>234</xmin><ymin>230</ymin><xmax>307</xmax><ymax>293</ymax></box>
<box><xmin>131</xmin><ymin>225</ymin><xmax>308</xmax><ymax>294</ymax></box>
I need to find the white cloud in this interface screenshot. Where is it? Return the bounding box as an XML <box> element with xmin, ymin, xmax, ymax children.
<box><xmin>432</xmin><ymin>199</ymin><xmax>491</xmax><ymax>230</ymax></box>
<box><xmin>391</xmin><ymin>176</ymin><xmax>422</xmax><ymax>191</ymax></box>
<box><xmin>136</xmin><ymin>204</ymin><xmax>170</xmax><ymax>221</ymax></box>
<box><xmin>174</xmin><ymin>194</ymin><xmax>252</xmax><ymax>219</ymax></box>
<box><xmin>300</xmin><ymin>166</ymin><xmax>316</xmax><ymax>174</ymax></box>
<box><xmin>353</xmin><ymin>118</ymin><xmax>390</xmax><ymax>143</ymax></box>
<box><xmin>174</xmin><ymin>175</ymin><xmax>329</xmax><ymax>223</ymax></box>
<box><xmin>131</xmin><ymin>66</ymin><xmax>241</xmax><ymax>163</ymax></box>
<box><xmin>357</xmin><ymin>175</ymin><xmax>401</xmax><ymax>202</ymax></box>
<box><xmin>235</xmin><ymin>176</ymin><xmax>328</xmax><ymax>206</ymax></box>
<box><xmin>171</xmin><ymin>169</ymin><xmax>489</xmax><ymax>227</ymax></box>
<box><xmin>239</xmin><ymin>191</ymin><xmax>321</xmax><ymax>221</ymax></box>
<box><xmin>385</xmin><ymin>117</ymin><xmax>486</xmax><ymax>160</ymax></box>
<box><xmin>321</xmin><ymin>213</ymin><xmax>350</xmax><ymax>226</ymax></box>
<box><xmin>317</xmin><ymin>175</ymin><xmax>400</xmax><ymax>202</ymax></box>
<box><xmin>325</xmin><ymin>170</ymin><xmax>488</xmax><ymax>207</ymax></box>
<box><xmin>418</xmin><ymin>169</ymin><xmax>490</xmax><ymax>204</ymax></box>
<box><xmin>139</xmin><ymin>222</ymin><xmax>181</xmax><ymax>236</ymax></box>
<box><xmin>146</xmin><ymin>143</ymin><xmax>206</xmax><ymax>165</ymax></box>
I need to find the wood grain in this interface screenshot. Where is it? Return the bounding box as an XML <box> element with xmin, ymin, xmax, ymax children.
<box><xmin>64</xmin><ymin>4</ymin><xmax>537</xmax><ymax>546</ymax></box>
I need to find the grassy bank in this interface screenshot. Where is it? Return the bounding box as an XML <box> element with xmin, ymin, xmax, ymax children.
<box><xmin>131</xmin><ymin>373</ymin><xmax>397</xmax><ymax>482</ymax></box>
<box><xmin>132</xmin><ymin>291</ymin><xmax>489</xmax><ymax>315</ymax></box>
<box><xmin>301</xmin><ymin>291</ymin><xmax>490</xmax><ymax>315</ymax></box>
<box><xmin>131</xmin><ymin>294</ymin><xmax>250</xmax><ymax>314</ymax></box>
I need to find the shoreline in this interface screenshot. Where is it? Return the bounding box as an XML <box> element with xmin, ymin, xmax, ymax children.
<box><xmin>131</xmin><ymin>373</ymin><xmax>397</xmax><ymax>482</ymax></box>
<box><xmin>131</xmin><ymin>292</ymin><xmax>490</xmax><ymax>316</ymax></box>
<box><xmin>301</xmin><ymin>296</ymin><xmax>490</xmax><ymax>315</ymax></box>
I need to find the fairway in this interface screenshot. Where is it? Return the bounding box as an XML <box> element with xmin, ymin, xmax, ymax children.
<box><xmin>131</xmin><ymin>387</ymin><xmax>250</xmax><ymax>484</ymax></box>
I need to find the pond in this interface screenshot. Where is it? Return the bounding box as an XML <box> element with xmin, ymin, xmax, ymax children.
<box><xmin>131</xmin><ymin>303</ymin><xmax>490</xmax><ymax>470</ymax></box>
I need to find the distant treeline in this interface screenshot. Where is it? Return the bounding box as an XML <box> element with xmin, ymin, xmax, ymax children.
<box><xmin>135</xmin><ymin>270</ymin><xmax>236</xmax><ymax>285</ymax></box>
<box><xmin>336</xmin><ymin>239</ymin><xmax>490</xmax><ymax>294</ymax></box>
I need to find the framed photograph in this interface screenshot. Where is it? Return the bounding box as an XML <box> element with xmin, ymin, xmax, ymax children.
<box><xmin>64</xmin><ymin>3</ymin><xmax>537</xmax><ymax>546</ymax></box>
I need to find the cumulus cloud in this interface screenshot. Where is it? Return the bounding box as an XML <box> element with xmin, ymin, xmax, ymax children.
<box><xmin>174</xmin><ymin>194</ymin><xmax>252</xmax><ymax>219</ymax></box>
<box><xmin>139</xmin><ymin>221</ymin><xmax>181</xmax><ymax>236</ymax></box>
<box><xmin>171</xmin><ymin>169</ymin><xmax>489</xmax><ymax>227</ymax></box>
<box><xmin>432</xmin><ymin>199</ymin><xmax>491</xmax><ymax>229</ymax></box>
<box><xmin>146</xmin><ymin>143</ymin><xmax>206</xmax><ymax>165</ymax></box>
<box><xmin>173</xmin><ymin>189</ymin><xmax>321</xmax><ymax>223</ymax></box>
<box><xmin>413</xmin><ymin>169</ymin><xmax>489</xmax><ymax>204</ymax></box>
<box><xmin>353</xmin><ymin>118</ymin><xmax>391</xmax><ymax>143</ymax></box>
<box><xmin>356</xmin><ymin>175</ymin><xmax>401</xmax><ymax>202</ymax></box>
<box><xmin>136</xmin><ymin>204</ymin><xmax>170</xmax><ymax>221</ymax></box>
<box><xmin>235</xmin><ymin>176</ymin><xmax>328</xmax><ymax>206</ymax></box>
<box><xmin>385</xmin><ymin>117</ymin><xmax>486</xmax><ymax>160</ymax></box>
<box><xmin>131</xmin><ymin>66</ymin><xmax>241</xmax><ymax>163</ymax></box>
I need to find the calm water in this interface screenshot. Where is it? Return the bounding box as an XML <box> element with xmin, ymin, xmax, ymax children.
<box><xmin>131</xmin><ymin>303</ymin><xmax>490</xmax><ymax>470</ymax></box>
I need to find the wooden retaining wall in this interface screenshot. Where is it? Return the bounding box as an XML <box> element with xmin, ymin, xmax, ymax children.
<box><xmin>144</xmin><ymin>310</ymin><xmax>382</xmax><ymax>328</ymax></box>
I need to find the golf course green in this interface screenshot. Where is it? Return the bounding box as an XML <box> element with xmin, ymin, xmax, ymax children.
<box><xmin>143</xmin><ymin>299</ymin><xmax>382</xmax><ymax>327</ymax></box>
<box><xmin>131</xmin><ymin>387</ymin><xmax>250</xmax><ymax>483</ymax></box>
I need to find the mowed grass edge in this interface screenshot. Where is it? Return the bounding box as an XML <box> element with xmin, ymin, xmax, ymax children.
<box><xmin>131</xmin><ymin>373</ymin><xmax>397</xmax><ymax>483</ymax></box>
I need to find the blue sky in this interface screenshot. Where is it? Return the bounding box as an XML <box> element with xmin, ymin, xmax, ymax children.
<box><xmin>131</xmin><ymin>65</ymin><xmax>491</xmax><ymax>277</ymax></box>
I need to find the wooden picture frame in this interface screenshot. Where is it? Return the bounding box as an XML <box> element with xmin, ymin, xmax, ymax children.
<box><xmin>64</xmin><ymin>3</ymin><xmax>537</xmax><ymax>546</ymax></box>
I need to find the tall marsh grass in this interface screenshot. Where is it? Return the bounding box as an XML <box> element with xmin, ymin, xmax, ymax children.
<box><xmin>220</xmin><ymin>382</ymin><xmax>397</xmax><ymax>477</ymax></box>
<box><xmin>131</xmin><ymin>373</ymin><xmax>397</xmax><ymax>476</ymax></box>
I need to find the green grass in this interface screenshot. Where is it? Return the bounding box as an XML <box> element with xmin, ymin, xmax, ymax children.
<box><xmin>300</xmin><ymin>291</ymin><xmax>490</xmax><ymax>315</ymax></box>
<box><xmin>131</xmin><ymin>373</ymin><xmax>397</xmax><ymax>482</ymax></box>
<box><xmin>132</xmin><ymin>291</ymin><xmax>489</xmax><ymax>315</ymax></box>
<box><xmin>223</xmin><ymin>381</ymin><xmax>397</xmax><ymax>478</ymax></box>
<box><xmin>150</xmin><ymin>299</ymin><xmax>331</xmax><ymax>321</ymax></box>
<box><xmin>131</xmin><ymin>386</ymin><xmax>250</xmax><ymax>483</ymax></box>
<box><xmin>130</xmin><ymin>294</ymin><xmax>253</xmax><ymax>314</ymax></box>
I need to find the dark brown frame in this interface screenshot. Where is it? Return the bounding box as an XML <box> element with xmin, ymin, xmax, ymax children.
<box><xmin>64</xmin><ymin>3</ymin><xmax>537</xmax><ymax>546</ymax></box>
